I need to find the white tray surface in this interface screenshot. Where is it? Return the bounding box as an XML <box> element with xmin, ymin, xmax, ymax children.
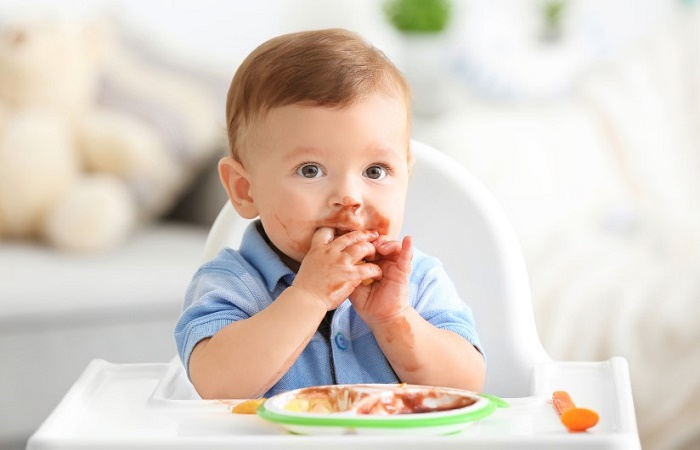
<box><xmin>27</xmin><ymin>358</ymin><xmax>640</xmax><ymax>449</ymax></box>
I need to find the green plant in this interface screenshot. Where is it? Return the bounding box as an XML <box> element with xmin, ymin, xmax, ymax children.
<box><xmin>383</xmin><ymin>0</ymin><xmax>452</xmax><ymax>33</ymax></box>
<box><xmin>542</xmin><ymin>0</ymin><xmax>567</xmax><ymax>29</ymax></box>
<box><xmin>540</xmin><ymin>0</ymin><xmax>567</xmax><ymax>41</ymax></box>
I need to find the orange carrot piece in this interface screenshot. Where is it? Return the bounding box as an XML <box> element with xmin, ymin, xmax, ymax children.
<box><xmin>552</xmin><ymin>391</ymin><xmax>599</xmax><ymax>432</ymax></box>
<box><xmin>231</xmin><ymin>398</ymin><xmax>265</xmax><ymax>414</ymax></box>
<box><xmin>561</xmin><ymin>408</ymin><xmax>599</xmax><ymax>432</ymax></box>
<box><xmin>552</xmin><ymin>390</ymin><xmax>576</xmax><ymax>415</ymax></box>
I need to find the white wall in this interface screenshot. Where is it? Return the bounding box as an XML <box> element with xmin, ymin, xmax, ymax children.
<box><xmin>0</xmin><ymin>0</ymin><xmax>400</xmax><ymax>76</ymax></box>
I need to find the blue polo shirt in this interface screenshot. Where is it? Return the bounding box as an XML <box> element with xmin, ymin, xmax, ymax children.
<box><xmin>174</xmin><ymin>220</ymin><xmax>482</xmax><ymax>397</ymax></box>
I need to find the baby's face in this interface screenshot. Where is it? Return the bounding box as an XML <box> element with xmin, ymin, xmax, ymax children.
<box><xmin>246</xmin><ymin>93</ymin><xmax>410</xmax><ymax>263</ymax></box>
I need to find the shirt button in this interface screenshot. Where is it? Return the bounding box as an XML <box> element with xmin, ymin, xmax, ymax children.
<box><xmin>334</xmin><ymin>332</ymin><xmax>348</xmax><ymax>350</ymax></box>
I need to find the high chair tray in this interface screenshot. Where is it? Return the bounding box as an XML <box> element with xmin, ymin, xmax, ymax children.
<box><xmin>28</xmin><ymin>357</ymin><xmax>640</xmax><ymax>449</ymax></box>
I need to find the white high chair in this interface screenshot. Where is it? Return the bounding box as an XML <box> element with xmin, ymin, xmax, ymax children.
<box><xmin>201</xmin><ymin>139</ymin><xmax>549</xmax><ymax>398</ymax></box>
<box><xmin>28</xmin><ymin>140</ymin><xmax>640</xmax><ymax>449</ymax></box>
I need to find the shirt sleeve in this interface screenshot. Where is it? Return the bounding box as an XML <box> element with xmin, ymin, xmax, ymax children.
<box><xmin>173</xmin><ymin>252</ymin><xmax>266</xmax><ymax>377</ymax></box>
<box><xmin>410</xmin><ymin>250</ymin><xmax>485</xmax><ymax>359</ymax></box>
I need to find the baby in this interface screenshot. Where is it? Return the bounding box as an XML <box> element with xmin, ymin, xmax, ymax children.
<box><xmin>175</xmin><ymin>28</ymin><xmax>485</xmax><ymax>399</ymax></box>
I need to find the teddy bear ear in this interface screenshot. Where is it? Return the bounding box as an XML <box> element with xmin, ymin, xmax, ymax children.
<box><xmin>218</xmin><ymin>157</ymin><xmax>259</xmax><ymax>219</ymax></box>
<box><xmin>79</xmin><ymin>19</ymin><xmax>109</xmax><ymax>62</ymax></box>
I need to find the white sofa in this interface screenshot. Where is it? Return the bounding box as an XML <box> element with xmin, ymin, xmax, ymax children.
<box><xmin>0</xmin><ymin>222</ymin><xmax>201</xmax><ymax>448</ymax></box>
<box><xmin>0</xmin><ymin>18</ymin><xmax>232</xmax><ymax>448</ymax></box>
<box><xmin>0</xmin><ymin>158</ymin><xmax>230</xmax><ymax>449</ymax></box>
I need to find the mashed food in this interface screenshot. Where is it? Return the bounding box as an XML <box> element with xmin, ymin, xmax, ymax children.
<box><xmin>283</xmin><ymin>384</ymin><xmax>477</xmax><ymax>415</ymax></box>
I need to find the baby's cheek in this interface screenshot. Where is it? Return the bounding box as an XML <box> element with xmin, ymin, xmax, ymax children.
<box><xmin>288</xmin><ymin>236</ymin><xmax>309</xmax><ymax>255</ymax></box>
<box><xmin>365</xmin><ymin>207</ymin><xmax>391</xmax><ymax>236</ymax></box>
<box><xmin>293</xmin><ymin>224</ymin><xmax>321</xmax><ymax>257</ymax></box>
<box><xmin>272</xmin><ymin>216</ymin><xmax>312</xmax><ymax>258</ymax></box>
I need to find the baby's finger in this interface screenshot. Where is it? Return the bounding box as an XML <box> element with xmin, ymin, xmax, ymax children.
<box><xmin>311</xmin><ymin>227</ymin><xmax>336</xmax><ymax>247</ymax></box>
<box><xmin>397</xmin><ymin>235</ymin><xmax>413</xmax><ymax>271</ymax></box>
<box><xmin>375</xmin><ymin>239</ymin><xmax>402</xmax><ymax>256</ymax></box>
<box><xmin>345</xmin><ymin>240</ymin><xmax>377</xmax><ymax>264</ymax></box>
<box><xmin>357</xmin><ymin>261</ymin><xmax>381</xmax><ymax>284</ymax></box>
<box><xmin>332</xmin><ymin>230</ymin><xmax>379</xmax><ymax>250</ymax></box>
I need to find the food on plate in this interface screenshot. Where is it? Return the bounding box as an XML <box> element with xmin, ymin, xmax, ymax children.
<box><xmin>283</xmin><ymin>384</ymin><xmax>477</xmax><ymax>415</ymax></box>
<box><xmin>257</xmin><ymin>384</ymin><xmax>504</xmax><ymax>435</ymax></box>
<box><xmin>552</xmin><ymin>390</ymin><xmax>599</xmax><ymax>432</ymax></box>
<box><xmin>231</xmin><ymin>398</ymin><xmax>266</xmax><ymax>414</ymax></box>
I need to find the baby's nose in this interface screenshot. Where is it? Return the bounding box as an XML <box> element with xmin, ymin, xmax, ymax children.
<box><xmin>330</xmin><ymin>176</ymin><xmax>363</xmax><ymax>209</ymax></box>
<box><xmin>339</xmin><ymin>196</ymin><xmax>360</xmax><ymax>208</ymax></box>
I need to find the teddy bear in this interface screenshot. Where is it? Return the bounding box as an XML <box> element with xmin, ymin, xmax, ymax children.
<box><xmin>0</xmin><ymin>20</ymin><xmax>223</xmax><ymax>252</ymax></box>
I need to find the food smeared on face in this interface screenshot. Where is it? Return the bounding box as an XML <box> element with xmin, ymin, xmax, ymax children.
<box><xmin>271</xmin><ymin>207</ymin><xmax>390</xmax><ymax>259</ymax></box>
<box><xmin>324</xmin><ymin>205</ymin><xmax>390</xmax><ymax>238</ymax></box>
<box><xmin>283</xmin><ymin>384</ymin><xmax>477</xmax><ymax>415</ymax></box>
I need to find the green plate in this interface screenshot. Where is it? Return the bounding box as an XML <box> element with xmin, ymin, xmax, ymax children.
<box><xmin>257</xmin><ymin>384</ymin><xmax>507</xmax><ymax>435</ymax></box>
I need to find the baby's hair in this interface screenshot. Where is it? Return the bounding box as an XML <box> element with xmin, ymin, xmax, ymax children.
<box><xmin>225</xmin><ymin>28</ymin><xmax>411</xmax><ymax>163</ymax></box>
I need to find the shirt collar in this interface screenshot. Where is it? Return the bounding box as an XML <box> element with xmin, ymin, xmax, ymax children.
<box><xmin>239</xmin><ymin>220</ymin><xmax>296</xmax><ymax>292</ymax></box>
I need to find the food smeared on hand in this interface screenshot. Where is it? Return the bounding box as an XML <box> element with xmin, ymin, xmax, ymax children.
<box><xmin>357</xmin><ymin>259</ymin><xmax>375</xmax><ymax>286</ymax></box>
<box><xmin>552</xmin><ymin>390</ymin><xmax>599</xmax><ymax>432</ymax></box>
<box><xmin>231</xmin><ymin>398</ymin><xmax>266</xmax><ymax>414</ymax></box>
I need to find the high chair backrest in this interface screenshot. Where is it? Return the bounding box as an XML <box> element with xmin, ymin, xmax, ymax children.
<box><xmin>202</xmin><ymin>140</ymin><xmax>551</xmax><ymax>397</ymax></box>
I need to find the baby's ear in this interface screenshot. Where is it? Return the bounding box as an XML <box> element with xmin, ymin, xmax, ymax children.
<box><xmin>407</xmin><ymin>150</ymin><xmax>416</xmax><ymax>174</ymax></box>
<box><xmin>218</xmin><ymin>157</ymin><xmax>259</xmax><ymax>219</ymax></box>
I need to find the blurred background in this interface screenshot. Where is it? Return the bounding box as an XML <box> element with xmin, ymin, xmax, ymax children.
<box><xmin>1</xmin><ymin>1</ymin><xmax>699</xmax><ymax>449</ymax></box>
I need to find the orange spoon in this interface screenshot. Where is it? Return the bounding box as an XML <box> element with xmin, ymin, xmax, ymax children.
<box><xmin>552</xmin><ymin>391</ymin><xmax>599</xmax><ymax>432</ymax></box>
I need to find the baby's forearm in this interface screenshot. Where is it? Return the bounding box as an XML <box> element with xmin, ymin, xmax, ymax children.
<box><xmin>188</xmin><ymin>286</ymin><xmax>327</xmax><ymax>399</ymax></box>
<box><xmin>369</xmin><ymin>307</ymin><xmax>485</xmax><ymax>391</ymax></box>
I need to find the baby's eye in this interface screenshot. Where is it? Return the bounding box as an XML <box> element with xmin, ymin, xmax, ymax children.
<box><xmin>364</xmin><ymin>164</ymin><xmax>389</xmax><ymax>180</ymax></box>
<box><xmin>296</xmin><ymin>163</ymin><xmax>324</xmax><ymax>179</ymax></box>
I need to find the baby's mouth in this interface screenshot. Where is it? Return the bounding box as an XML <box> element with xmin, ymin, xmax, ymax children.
<box><xmin>321</xmin><ymin>214</ymin><xmax>365</xmax><ymax>238</ymax></box>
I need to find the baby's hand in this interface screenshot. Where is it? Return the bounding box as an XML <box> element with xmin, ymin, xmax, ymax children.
<box><xmin>350</xmin><ymin>235</ymin><xmax>413</xmax><ymax>325</ymax></box>
<box><xmin>293</xmin><ymin>227</ymin><xmax>381</xmax><ymax>311</ymax></box>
